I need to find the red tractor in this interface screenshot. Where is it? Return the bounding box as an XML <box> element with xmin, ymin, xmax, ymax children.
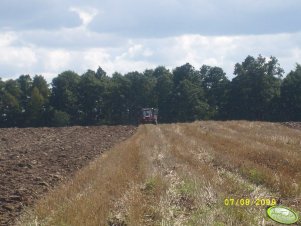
<box><xmin>139</xmin><ymin>108</ymin><xmax>158</xmax><ymax>124</ymax></box>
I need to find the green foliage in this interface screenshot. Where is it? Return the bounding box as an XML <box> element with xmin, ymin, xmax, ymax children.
<box><xmin>51</xmin><ymin>71</ymin><xmax>80</xmax><ymax>124</ymax></box>
<box><xmin>200</xmin><ymin>65</ymin><xmax>230</xmax><ymax>119</ymax></box>
<box><xmin>96</xmin><ymin>66</ymin><xmax>107</xmax><ymax>79</ymax></box>
<box><xmin>28</xmin><ymin>87</ymin><xmax>46</xmax><ymax>126</ymax></box>
<box><xmin>153</xmin><ymin>66</ymin><xmax>173</xmax><ymax>123</ymax></box>
<box><xmin>173</xmin><ymin>63</ymin><xmax>201</xmax><ymax>86</ymax></box>
<box><xmin>172</xmin><ymin>79</ymin><xmax>208</xmax><ymax>122</ymax></box>
<box><xmin>17</xmin><ymin>75</ymin><xmax>32</xmax><ymax>99</ymax></box>
<box><xmin>0</xmin><ymin>74</ymin><xmax>51</xmax><ymax>127</ymax></box>
<box><xmin>32</xmin><ymin>75</ymin><xmax>50</xmax><ymax>99</ymax></box>
<box><xmin>106</xmin><ymin>73</ymin><xmax>131</xmax><ymax>124</ymax></box>
<box><xmin>0</xmin><ymin>79</ymin><xmax>21</xmax><ymax>127</ymax></box>
<box><xmin>170</xmin><ymin>63</ymin><xmax>208</xmax><ymax>122</ymax></box>
<box><xmin>16</xmin><ymin>75</ymin><xmax>33</xmax><ymax>126</ymax></box>
<box><xmin>5</xmin><ymin>79</ymin><xmax>21</xmax><ymax>97</ymax></box>
<box><xmin>51</xmin><ymin>110</ymin><xmax>70</xmax><ymax>127</ymax></box>
<box><xmin>0</xmin><ymin>91</ymin><xmax>21</xmax><ymax>127</ymax></box>
<box><xmin>281</xmin><ymin>64</ymin><xmax>301</xmax><ymax>121</ymax></box>
<box><xmin>144</xmin><ymin>177</ymin><xmax>157</xmax><ymax>193</ymax></box>
<box><xmin>142</xmin><ymin>176</ymin><xmax>166</xmax><ymax>197</ymax></box>
<box><xmin>77</xmin><ymin>70</ymin><xmax>105</xmax><ymax>124</ymax></box>
<box><xmin>213</xmin><ymin>222</ymin><xmax>226</xmax><ymax>226</ymax></box>
<box><xmin>178</xmin><ymin>179</ymin><xmax>198</xmax><ymax>197</ymax></box>
<box><xmin>227</xmin><ymin>55</ymin><xmax>283</xmax><ymax>120</ymax></box>
<box><xmin>241</xmin><ymin>168</ymin><xmax>265</xmax><ymax>185</ymax></box>
<box><xmin>0</xmin><ymin>57</ymin><xmax>300</xmax><ymax>127</ymax></box>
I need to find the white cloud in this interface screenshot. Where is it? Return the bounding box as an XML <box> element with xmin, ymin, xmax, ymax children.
<box><xmin>81</xmin><ymin>48</ymin><xmax>111</xmax><ymax>71</ymax></box>
<box><xmin>0</xmin><ymin>46</ymin><xmax>37</xmax><ymax>69</ymax></box>
<box><xmin>70</xmin><ymin>7</ymin><xmax>98</xmax><ymax>27</ymax></box>
<box><xmin>80</xmin><ymin>47</ymin><xmax>155</xmax><ymax>75</ymax></box>
<box><xmin>0</xmin><ymin>32</ymin><xmax>17</xmax><ymax>47</ymax></box>
<box><xmin>43</xmin><ymin>49</ymin><xmax>71</xmax><ymax>71</ymax></box>
<box><xmin>142</xmin><ymin>32</ymin><xmax>301</xmax><ymax>77</ymax></box>
<box><xmin>116</xmin><ymin>43</ymin><xmax>153</xmax><ymax>60</ymax></box>
<box><xmin>0</xmin><ymin>28</ymin><xmax>301</xmax><ymax>81</ymax></box>
<box><xmin>19</xmin><ymin>27</ymin><xmax>125</xmax><ymax>49</ymax></box>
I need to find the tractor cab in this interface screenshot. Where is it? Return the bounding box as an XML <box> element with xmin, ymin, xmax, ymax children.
<box><xmin>139</xmin><ymin>108</ymin><xmax>158</xmax><ymax>124</ymax></box>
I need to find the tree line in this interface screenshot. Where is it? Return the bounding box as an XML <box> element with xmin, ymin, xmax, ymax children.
<box><xmin>0</xmin><ymin>55</ymin><xmax>300</xmax><ymax>127</ymax></box>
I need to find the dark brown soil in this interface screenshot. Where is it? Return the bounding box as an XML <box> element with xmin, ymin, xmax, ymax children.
<box><xmin>0</xmin><ymin>125</ymin><xmax>136</xmax><ymax>226</ymax></box>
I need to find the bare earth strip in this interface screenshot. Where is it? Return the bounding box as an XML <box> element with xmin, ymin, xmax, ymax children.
<box><xmin>0</xmin><ymin>126</ymin><xmax>136</xmax><ymax>226</ymax></box>
<box><xmin>17</xmin><ymin>121</ymin><xmax>301</xmax><ymax>225</ymax></box>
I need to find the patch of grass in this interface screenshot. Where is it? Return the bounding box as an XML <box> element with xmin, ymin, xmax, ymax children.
<box><xmin>213</xmin><ymin>221</ymin><xmax>226</xmax><ymax>226</ymax></box>
<box><xmin>143</xmin><ymin>177</ymin><xmax>157</xmax><ymax>193</ymax></box>
<box><xmin>247</xmin><ymin>168</ymin><xmax>265</xmax><ymax>185</ymax></box>
<box><xmin>223</xmin><ymin>205</ymin><xmax>260</xmax><ymax>226</ymax></box>
<box><xmin>178</xmin><ymin>179</ymin><xmax>198</xmax><ymax>197</ymax></box>
<box><xmin>185</xmin><ymin>207</ymin><xmax>211</xmax><ymax>226</ymax></box>
<box><xmin>141</xmin><ymin>175</ymin><xmax>167</xmax><ymax>197</ymax></box>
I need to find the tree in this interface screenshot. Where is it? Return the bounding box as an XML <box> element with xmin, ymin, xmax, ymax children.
<box><xmin>0</xmin><ymin>90</ymin><xmax>21</xmax><ymax>127</ymax></box>
<box><xmin>227</xmin><ymin>55</ymin><xmax>283</xmax><ymax>120</ymax></box>
<box><xmin>0</xmin><ymin>80</ymin><xmax>21</xmax><ymax>127</ymax></box>
<box><xmin>153</xmin><ymin>66</ymin><xmax>173</xmax><ymax>122</ymax></box>
<box><xmin>281</xmin><ymin>64</ymin><xmax>301</xmax><ymax>121</ymax></box>
<box><xmin>200</xmin><ymin>65</ymin><xmax>230</xmax><ymax>119</ymax></box>
<box><xmin>77</xmin><ymin>70</ymin><xmax>106</xmax><ymax>124</ymax></box>
<box><xmin>51</xmin><ymin>110</ymin><xmax>70</xmax><ymax>127</ymax></box>
<box><xmin>173</xmin><ymin>79</ymin><xmax>208</xmax><ymax>122</ymax></box>
<box><xmin>173</xmin><ymin>63</ymin><xmax>201</xmax><ymax>86</ymax></box>
<box><xmin>107</xmin><ymin>73</ymin><xmax>132</xmax><ymax>124</ymax></box>
<box><xmin>15</xmin><ymin>75</ymin><xmax>33</xmax><ymax>126</ymax></box>
<box><xmin>96</xmin><ymin>66</ymin><xmax>107</xmax><ymax>79</ymax></box>
<box><xmin>51</xmin><ymin>71</ymin><xmax>80</xmax><ymax>124</ymax></box>
<box><xmin>28</xmin><ymin>87</ymin><xmax>44</xmax><ymax>126</ymax></box>
<box><xmin>171</xmin><ymin>64</ymin><xmax>207</xmax><ymax>122</ymax></box>
<box><xmin>32</xmin><ymin>75</ymin><xmax>50</xmax><ymax>99</ymax></box>
<box><xmin>2</xmin><ymin>58</ymin><xmax>301</xmax><ymax>127</ymax></box>
<box><xmin>4</xmin><ymin>79</ymin><xmax>21</xmax><ymax>98</ymax></box>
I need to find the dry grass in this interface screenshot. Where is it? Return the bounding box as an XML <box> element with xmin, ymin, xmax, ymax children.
<box><xmin>18</xmin><ymin>121</ymin><xmax>301</xmax><ymax>226</ymax></box>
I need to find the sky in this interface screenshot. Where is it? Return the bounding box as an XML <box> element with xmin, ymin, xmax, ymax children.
<box><xmin>0</xmin><ymin>0</ymin><xmax>300</xmax><ymax>81</ymax></box>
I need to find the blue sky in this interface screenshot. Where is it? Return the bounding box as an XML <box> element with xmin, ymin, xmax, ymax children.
<box><xmin>0</xmin><ymin>0</ymin><xmax>300</xmax><ymax>81</ymax></box>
